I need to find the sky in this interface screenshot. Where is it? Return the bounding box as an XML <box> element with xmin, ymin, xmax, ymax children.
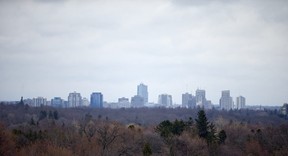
<box><xmin>0</xmin><ymin>0</ymin><xmax>288</xmax><ymax>105</ymax></box>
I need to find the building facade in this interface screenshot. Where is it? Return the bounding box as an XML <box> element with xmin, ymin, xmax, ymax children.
<box><xmin>131</xmin><ymin>95</ymin><xmax>144</xmax><ymax>108</ymax></box>
<box><xmin>196</xmin><ymin>89</ymin><xmax>206</xmax><ymax>108</ymax></box>
<box><xmin>182</xmin><ymin>93</ymin><xmax>196</xmax><ymax>108</ymax></box>
<box><xmin>220</xmin><ymin>90</ymin><xmax>233</xmax><ymax>110</ymax></box>
<box><xmin>33</xmin><ymin>97</ymin><xmax>47</xmax><ymax>107</ymax></box>
<box><xmin>82</xmin><ymin>97</ymin><xmax>90</xmax><ymax>107</ymax></box>
<box><xmin>68</xmin><ymin>92</ymin><xmax>82</xmax><ymax>107</ymax></box>
<box><xmin>158</xmin><ymin>94</ymin><xmax>173</xmax><ymax>107</ymax></box>
<box><xmin>137</xmin><ymin>83</ymin><xmax>148</xmax><ymax>104</ymax></box>
<box><xmin>51</xmin><ymin>97</ymin><xmax>64</xmax><ymax>108</ymax></box>
<box><xmin>236</xmin><ymin>96</ymin><xmax>246</xmax><ymax>109</ymax></box>
<box><xmin>182</xmin><ymin>93</ymin><xmax>192</xmax><ymax>108</ymax></box>
<box><xmin>118</xmin><ymin>97</ymin><xmax>130</xmax><ymax>108</ymax></box>
<box><xmin>90</xmin><ymin>92</ymin><xmax>103</xmax><ymax>108</ymax></box>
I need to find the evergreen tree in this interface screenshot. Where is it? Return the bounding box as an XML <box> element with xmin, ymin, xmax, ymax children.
<box><xmin>171</xmin><ymin>119</ymin><xmax>186</xmax><ymax>136</ymax></box>
<box><xmin>142</xmin><ymin>142</ymin><xmax>152</xmax><ymax>156</ymax></box>
<box><xmin>53</xmin><ymin>111</ymin><xmax>58</xmax><ymax>120</ymax></box>
<box><xmin>39</xmin><ymin>110</ymin><xmax>47</xmax><ymax>120</ymax></box>
<box><xmin>195</xmin><ymin>110</ymin><xmax>209</xmax><ymax>139</ymax></box>
<box><xmin>218</xmin><ymin>130</ymin><xmax>227</xmax><ymax>144</ymax></box>
<box><xmin>207</xmin><ymin>123</ymin><xmax>217</xmax><ymax>145</ymax></box>
<box><xmin>48</xmin><ymin>110</ymin><xmax>53</xmax><ymax>119</ymax></box>
<box><xmin>186</xmin><ymin>117</ymin><xmax>193</xmax><ymax>127</ymax></box>
<box><xmin>155</xmin><ymin>120</ymin><xmax>173</xmax><ymax>139</ymax></box>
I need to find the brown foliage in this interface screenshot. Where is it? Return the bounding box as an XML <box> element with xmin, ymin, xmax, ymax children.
<box><xmin>17</xmin><ymin>141</ymin><xmax>73</xmax><ymax>156</ymax></box>
<box><xmin>245</xmin><ymin>140</ymin><xmax>269</xmax><ymax>156</ymax></box>
<box><xmin>1</xmin><ymin>105</ymin><xmax>288</xmax><ymax>156</ymax></box>
<box><xmin>175</xmin><ymin>132</ymin><xmax>209</xmax><ymax>156</ymax></box>
<box><xmin>0</xmin><ymin>123</ymin><xmax>16</xmax><ymax>156</ymax></box>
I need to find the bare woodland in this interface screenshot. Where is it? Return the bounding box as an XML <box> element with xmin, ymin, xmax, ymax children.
<box><xmin>1</xmin><ymin>103</ymin><xmax>288</xmax><ymax>156</ymax></box>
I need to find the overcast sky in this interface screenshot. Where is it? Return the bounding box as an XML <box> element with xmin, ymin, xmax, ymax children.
<box><xmin>0</xmin><ymin>0</ymin><xmax>287</xmax><ymax>105</ymax></box>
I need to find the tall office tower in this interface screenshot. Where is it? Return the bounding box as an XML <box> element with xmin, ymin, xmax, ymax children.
<box><xmin>51</xmin><ymin>97</ymin><xmax>64</xmax><ymax>108</ymax></box>
<box><xmin>188</xmin><ymin>96</ymin><xmax>196</xmax><ymax>108</ymax></box>
<box><xmin>68</xmin><ymin>92</ymin><xmax>82</xmax><ymax>107</ymax></box>
<box><xmin>158</xmin><ymin>94</ymin><xmax>173</xmax><ymax>107</ymax></box>
<box><xmin>33</xmin><ymin>97</ymin><xmax>47</xmax><ymax>107</ymax></box>
<box><xmin>196</xmin><ymin>89</ymin><xmax>206</xmax><ymax>108</ymax></box>
<box><xmin>131</xmin><ymin>95</ymin><xmax>144</xmax><ymax>108</ymax></box>
<box><xmin>90</xmin><ymin>92</ymin><xmax>103</xmax><ymax>108</ymax></box>
<box><xmin>236</xmin><ymin>96</ymin><xmax>246</xmax><ymax>110</ymax></box>
<box><xmin>137</xmin><ymin>83</ymin><xmax>148</xmax><ymax>104</ymax></box>
<box><xmin>182</xmin><ymin>93</ymin><xmax>192</xmax><ymax>108</ymax></box>
<box><xmin>219</xmin><ymin>90</ymin><xmax>233</xmax><ymax>110</ymax></box>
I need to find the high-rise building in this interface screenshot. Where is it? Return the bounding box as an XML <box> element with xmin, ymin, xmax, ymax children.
<box><xmin>33</xmin><ymin>97</ymin><xmax>47</xmax><ymax>107</ymax></box>
<box><xmin>220</xmin><ymin>90</ymin><xmax>233</xmax><ymax>110</ymax></box>
<box><xmin>90</xmin><ymin>92</ymin><xmax>103</xmax><ymax>108</ymax></box>
<box><xmin>118</xmin><ymin>97</ymin><xmax>130</xmax><ymax>108</ymax></box>
<box><xmin>236</xmin><ymin>96</ymin><xmax>245</xmax><ymax>110</ymax></box>
<box><xmin>51</xmin><ymin>97</ymin><xmax>64</xmax><ymax>108</ymax></box>
<box><xmin>182</xmin><ymin>93</ymin><xmax>196</xmax><ymax>108</ymax></box>
<box><xmin>131</xmin><ymin>95</ymin><xmax>144</xmax><ymax>108</ymax></box>
<box><xmin>158</xmin><ymin>94</ymin><xmax>173</xmax><ymax>107</ymax></box>
<box><xmin>68</xmin><ymin>92</ymin><xmax>82</xmax><ymax>107</ymax></box>
<box><xmin>137</xmin><ymin>83</ymin><xmax>148</xmax><ymax>104</ymax></box>
<box><xmin>196</xmin><ymin>89</ymin><xmax>206</xmax><ymax>108</ymax></box>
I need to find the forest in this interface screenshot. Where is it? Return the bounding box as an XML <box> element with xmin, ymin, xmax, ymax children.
<box><xmin>1</xmin><ymin>102</ymin><xmax>288</xmax><ymax>156</ymax></box>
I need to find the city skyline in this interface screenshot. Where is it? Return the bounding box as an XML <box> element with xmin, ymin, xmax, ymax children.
<box><xmin>4</xmin><ymin>84</ymin><xmax>250</xmax><ymax>107</ymax></box>
<box><xmin>0</xmin><ymin>0</ymin><xmax>287</xmax><ymax>105</ymax></box>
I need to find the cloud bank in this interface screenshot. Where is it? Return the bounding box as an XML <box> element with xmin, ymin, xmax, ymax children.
<box><xmin>0</xmin><ymin>0</ymin><xmax>287</xmax><ymax>105</ymax></box>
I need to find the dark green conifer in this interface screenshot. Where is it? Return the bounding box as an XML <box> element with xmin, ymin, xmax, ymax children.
<box><xmin>195</xmin><ymin>110</ymin><xmax>209</xmax><ymax>138</ymax></box>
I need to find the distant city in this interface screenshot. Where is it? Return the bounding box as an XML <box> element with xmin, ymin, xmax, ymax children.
<box><xmin>1</xmin><ymin>83</ymin><xmax>252</xmax><ymax>110</ymax></box>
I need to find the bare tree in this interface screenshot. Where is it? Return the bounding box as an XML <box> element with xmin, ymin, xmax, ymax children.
<box><xmin>96</xmin><ymin>123</ymin><xmax>121</xmax><ymax>156</ymax></box>
<box><xmin>83</xmin><ymin>121</ymin><xmax>97</xmax><ymax>142</ymax></box>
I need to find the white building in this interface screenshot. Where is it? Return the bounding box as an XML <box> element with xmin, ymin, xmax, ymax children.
<box><xmin>220</xmin><ymin>90</ymin><xmax>233</xmax><ymax>110</ymax></box>
<box><xmin>182</xmin><ymin>93</ymin><xmax>196</xmax><ymax>108</ymax></box>
<box><xmin>182</xmin><ymin>93</ymin><xmax>192</xmax><ymax>108</ymax></box>
<box><xmin>137</xmin><ymin>83</ymin><xmax>148</xmax><ymax>104</ymax></box>
<box><xmin>68</xmin><ymin>92</ymin><xmax>82</xmax><ymax>107</ymax></box>
<box><xmin>82</xmin><ymin>97</ymin><xmax>90</xmax><ymax>107</ymax></box>
<box><xmin>236</xmin><ymin>96</ymin><xmax>246</xmax><ymax>109</ymax></box>
<box><xmin>51</xmin><ymin>97</ymin><xmax>64</xmax><ymax>108</ymax></box>
<box><xmin>118</xmin><ymin>97</ymin><xmax>130</xmax><ymax>108</ymax></box>
<box><xmin>158</xmin><ymin>94</ymin><xmax>172</xmax><ymax>107</ymax></box>
<box><xmin>33</xmin><ymin>97</ymin><xmax>47</xmax><ymax>107</ymax></box>
<box><xmin>131</xmin><ymin>95</ymin><xmax>144</xmax><ymax>108</ymax></box>
<box><xmin>196</xmin><ymin>89</ymin><xmax>206</xmax><ymax>108</ymax></box>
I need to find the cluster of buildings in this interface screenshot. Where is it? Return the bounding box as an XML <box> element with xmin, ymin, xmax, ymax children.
<box><xmin>182</xmin><ymin>89</ymin><xmax>213</xmax><ymax>109</ymax></box>
<box><xmin>182</xmin><ymin>89</ymin><xmax>246</xmax><ymax>110</ymax></box>
<box><xmin>219</xmin><ymin>90</ymin><xmax>246</xmax><ymax>110</ymax></box>
<box><xmin>20</xmin><ymin>83</ymin><xmax>246</xmax><ymax>110</ymax></box>
<box><xmin>24</xmin><ymin>92</ymin><xmax>103</xmax><ymax>108</ymax></box>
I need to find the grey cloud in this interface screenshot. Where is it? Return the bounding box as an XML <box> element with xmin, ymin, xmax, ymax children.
<box><xmin>0</xmin><ymin>0</ymin><xmax>287</xmax><ymax>105</ymax></box>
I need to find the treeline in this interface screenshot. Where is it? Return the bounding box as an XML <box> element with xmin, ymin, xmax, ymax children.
<box><xmin>0</xmin><ymin>104</ymin><xmax>288</xmax><ymax>155</ymax></box>
<box><xmin>0</xmin><ymin>103</ymin><xmax>286</xmax><ymax>127</ymax></box>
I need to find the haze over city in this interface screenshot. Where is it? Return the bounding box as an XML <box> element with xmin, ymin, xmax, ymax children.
<box><xmin>0</xmin><ymin>0</ymin><xmax>287</xmax><ymax>105</ymax></box>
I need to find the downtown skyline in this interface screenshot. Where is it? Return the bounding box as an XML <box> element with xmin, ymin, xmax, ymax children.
<box><xmin>0</xmin><ymin>82</ymin><xmax>251</xmax><ymax>107</ymax></box>
<box><xmin>0</xmin><ymin>0</ymin><xmax>287</xmax><ymax>105</ymax></box>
